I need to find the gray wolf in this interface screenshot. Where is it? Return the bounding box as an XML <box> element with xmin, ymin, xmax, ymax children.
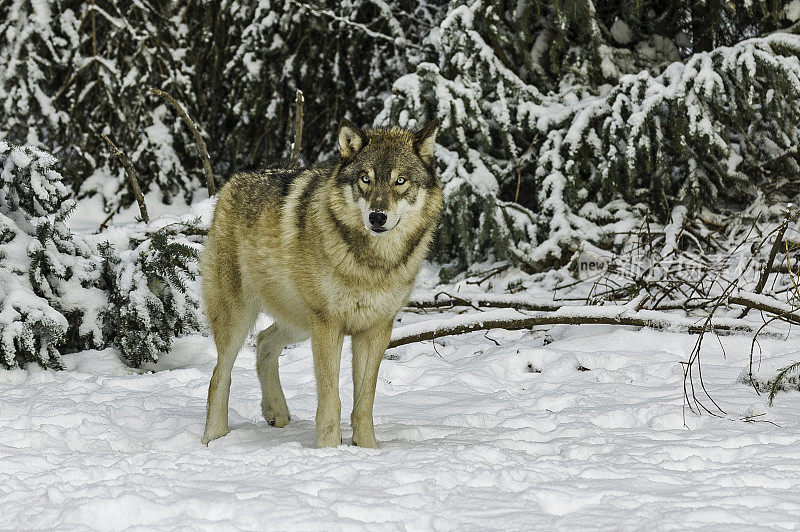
<box><xmin>201</xmin><ymin>118</ymin><xmax>443</xmax><ymax>448</ymax></box>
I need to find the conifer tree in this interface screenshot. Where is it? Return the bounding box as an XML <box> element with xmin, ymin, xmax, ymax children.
<box><xmin>186</xmin><ymin>0</ymin><xmax>444</xmax><ymax>170</ymax></box>
<box><xmin>99</xmin><ymin>223</ymin><xmax>202</xmax><ymax>367</ymax></box>
<box><xmin>0</xmin><ymin>141</ymin><xmax>203</xmax><ymax>369</ymax></box>
<box><xmin>380</xmin><ymin>0</ymin><xmax>800</xmax><ymax>275</ymax></box>
<box><xmin>0</xmin><ymin>141</ymin><xmax>101</xmax><ymax>368</ymax></box>
<box><xmin>0</xmin><ymin>1</ymin><xmax>204</xmax><ymax>208</ymax></box>
<box><xmin>0</xmin><ymin>0</ymin><xmax>446</xmax><ymax>210</ymax></box>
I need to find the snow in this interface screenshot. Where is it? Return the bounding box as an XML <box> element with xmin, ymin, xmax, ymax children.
<box><xmin>5</xmin><ymin>174</ymin><xmax>800</xmax><ymax>527</ymax></box>
<box><xmin>143</xmin><ymin>105</ymin><xmax>183</xmax><ymax>182</ymax></box>
<box><xmin>661</xmin><ymin>205</ymin><xmax>687</xmax><ymax>257</ymax></box>
<box><xmin>2</xmin><ymin>309</ymin><xmax>800</xmax><ymax>528</ymax></box>
<box><xmin>787</xmin><ymin>0</ymin><xmax>800</xmax><ymax>22</ymax></box>
<box><xmin>66</xmin><ymin>187</ymin><xmax>212</xmax><ymax>234</ymax></box>
<box><xmin>610</xmin><ymin>19</ymin><xmax>632</xmax><ymax>45</ymax></box>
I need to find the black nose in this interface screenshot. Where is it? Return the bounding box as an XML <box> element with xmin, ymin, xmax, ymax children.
<box><xmin>369</xmin><ymin>211</ymin><xmax>387</xmax><ymax>227</ymax></box>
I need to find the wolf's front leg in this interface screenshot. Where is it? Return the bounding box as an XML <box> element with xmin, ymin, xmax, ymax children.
<box><xmin>310</xmin><ymin>321</ymin><xmax>345</xmax><ymax>448</ymax></box>
<box><xmin>350</xmin><ymin>319</ymin><xmax>393</xmax><ymax>448</ymax></box>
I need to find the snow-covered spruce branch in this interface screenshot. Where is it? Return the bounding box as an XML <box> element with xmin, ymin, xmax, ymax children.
<box><xmin>383</xmin><ymin>27</ymin><xmax>800</xmax><ymax>273</ymax></box>
<box><xmin>387</xmin><ymin>307</ymin><xmax>760</xmax><ymax>349</ymax></box>
<box><xmin>286</xmin><ymin>0</ymin><xmax>421</xmax><ymax>50</ymax></box>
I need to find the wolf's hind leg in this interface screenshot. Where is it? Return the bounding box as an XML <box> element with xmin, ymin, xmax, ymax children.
<box><xmin>202</xmin><ymin>299</ymin><xmax>260</xmax><ymax>445</ymax></box>
<box><xmin>256</xmin><ymin>323</ymin><xmax>308</xmax><ymax>428</ymax></box>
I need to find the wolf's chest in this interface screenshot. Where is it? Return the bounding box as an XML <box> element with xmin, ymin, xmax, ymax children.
<box><xmin>321</xmin><ymin>279</ymin><xmax>409</xmax><ymax>333</ymax></box>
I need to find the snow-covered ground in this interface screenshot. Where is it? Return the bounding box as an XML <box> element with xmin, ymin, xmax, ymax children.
<box><xmin>2</xmin><ymin>301</ymin><xmax>800</xmax><ymax>529</ymax></box>
<box><xmin>1</xmin><ymin>193</ymin><xmax>797</xmax><ymax>528</ymax></box>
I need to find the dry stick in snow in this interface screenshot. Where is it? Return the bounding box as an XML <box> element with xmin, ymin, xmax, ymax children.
<box><xmin>149</xmin><ymin>88</ymin><xmax>216</xmax><ymax>196</ymax></box>
<box><xmin>101</xmin><ymin>133</ymin><xmax>149</xmax><ymax>224</ymax></box>
<box><xmin>291</xmin><ymin>89</ymin><xmax>304</xmax><ymax>163</ymax></box>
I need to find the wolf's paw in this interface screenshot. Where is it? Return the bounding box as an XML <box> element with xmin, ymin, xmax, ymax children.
<box><xmin>263</xmin><ymin>403</ymin><xmax>291</xmax><ymax>428</ymax></box>
<box><xmin>352</xmin><ymin>435</ymin><xmax>378</xmax><ymax>448</ymax></box>
<box><xmin>201</xmin><ymin>426</ymin><xmax>229</xmax><ymax>445</ymax></box>
<box><xmin>315</xmin><ymin>424</ymin><xmax>343</xmax><ymax>448</ymax></box>
<box><xmin>351</xmin><ymin>413</ymin><xmax>378</xmax><ymax>448</ymax></box>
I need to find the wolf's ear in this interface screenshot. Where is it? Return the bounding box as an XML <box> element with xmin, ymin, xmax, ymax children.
<box><xmin>413</xmin><ymin>118</ymin><xmax>441</xmax><ymax>165</ymax></box>
<box><xmin>338</xmin><ymin>118</ymin><xmax>365</xmax><ymax>159</ymax></box>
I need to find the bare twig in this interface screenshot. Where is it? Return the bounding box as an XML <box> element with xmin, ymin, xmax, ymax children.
<box><xmin>465</xmin><ymin>264</ymin><xmax>510</xmax><ymax>286</ymax></box>
<box><xmin>149</xmin><ymin>87</ymin><xmax>216</xmax><ymax>196</ymax></box>
<box><xmin>100</xmin><ymin>133</ymin><xmax>149</xmax><ymax>224</ymax></box>
<box><xmin>738</xmin><ymin>209</ymin><xmax>798</xmax><ymax>318</ymax></box>
<box><xmin>681</xmin><ymin>279</ymin><xmax>743</xmax><ymax>420</ymax></box>
<box><xmin>291</xmin><ymin>89</ymin><xmax>304</xmax><ymax>163</ymax></box>
<box><xmin>483</xmin><ymin>331</ymin><xmax>501</xmax><ymax>346</ymax></box>
<box><xmin>784</xmin><ymin>237</ymin><xmax>800</xmax><ymax>302</ymax></box>
<box><xmin>747</xmin><ymin>314</ymin><xmax>783</xmax><ymax>394</ymax></box>
<box><xmin>98</xmin><ymin>204</ymin><xmax>123</xmax><ymax>233</ymax></box>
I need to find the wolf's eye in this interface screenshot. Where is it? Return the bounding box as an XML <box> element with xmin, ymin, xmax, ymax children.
<box><xmin>395</xmin><ymin>176</ymin><xmax>407</xmax><ymax>185</ymax></box>
<box><xmin>360</xmin><ymin>174</ymin><xmax>370</xmax><ymax>184</ymax></box>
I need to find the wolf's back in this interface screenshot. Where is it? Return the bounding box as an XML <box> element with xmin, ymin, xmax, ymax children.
<box><xmin>201</xmin><ymin>167</ymin><xmax>298</xmax><ymax>302</ymax></box>
<box><xmin>218</xmin><ymin>165</ymin><xmax>304</xmax><ymax>225</ymax></box>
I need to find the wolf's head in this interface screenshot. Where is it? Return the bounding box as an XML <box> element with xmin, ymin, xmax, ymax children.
<box><xmin>332</xmin><ymin>118</ymin><xmax>442</xmax><ymax>236</ymax></box>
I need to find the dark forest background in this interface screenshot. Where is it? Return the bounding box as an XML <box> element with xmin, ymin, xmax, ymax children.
<box><xmin>2</xmin><ymin>0</ymin><xmax>800</xmax><ymax>369</ymax></box>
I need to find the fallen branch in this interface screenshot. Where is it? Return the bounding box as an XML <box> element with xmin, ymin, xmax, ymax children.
<box><xmin>406</xmin><ymin>291</ymin><xmax>567</xmax><ymax>312</ymax></box>
<box><xmin>729</xmin><ymin>289</ymin><xmax>800</xmax><ymax>325</ymax></box>
<box><xmin>149</xmin><ymin>87</ymin><xmax>216</xmax><ymax>196</ymax></box>
<box><xmin>100</xmin><ymin>133</ymin><xmax>149</xmax><ymax>224</ymax></box>
<box><xmin>405</xmin><ymin>291</ymin><xmax>721</xmax><ymax>314</ymax></box>
<box><xmin>388</xmin><ymin>306</ymin><xmax>764</xmax><ymax>349</ymax></box>
<box><xmin>291</xmin><ymin>89</ymin><xmax>304</xmax><ymax>162</ymax></box>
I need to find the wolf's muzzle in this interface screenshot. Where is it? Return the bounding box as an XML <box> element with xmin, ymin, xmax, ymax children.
<box><xmin>369</xmin><ymin>211</ymin><xmax>387</xmax><ymax>232</ymax></box>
